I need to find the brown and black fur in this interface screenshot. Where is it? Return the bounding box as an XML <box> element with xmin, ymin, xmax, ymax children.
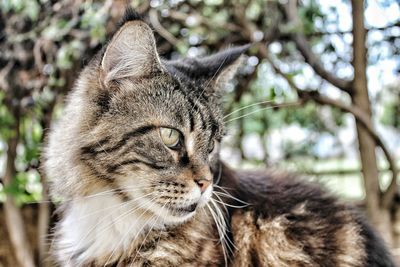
<box><xmin>218</xmin><ymin>164</ymin><xmax>396</xmax><ymax>266</ymax></box>
<box><xmin>44</xmin><ymin>9</ymin><xmax>397</xmax><ymax>267</ymax></box>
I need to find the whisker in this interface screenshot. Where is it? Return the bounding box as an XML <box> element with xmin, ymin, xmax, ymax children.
<box><xmin>130</xmin><ymin>202</ymin><xmax>168</xmax><ymax>265</ymax></box>
<box><xmin>67</xmin><ymin>192</ymin><xmax>155</xmax><ymax>223</ymax></box>
<box><xmin>210</xmin><ymin>199</ymin><xmax>237</xmax><ymax>255</ymax></box>
<box><xmin>190</xmin><ymin>52</ymin><xmax>230</xmax><ymax>114</ymax></box>
<box><xmin>214</xmin><ymin>185</ymin><xmax>249</xmax><ymax>204</ymax></box>
<box><xmin>25</xmin><ymin>185</ymin><xmax>154</xmax><ymax>204</ymax></box>
<box><xmin>210</xmin><ymin>197</ymin><xmax>238</xmax><ymax>258</ymax></box>
<box><xmin>103</xmin><ymin>200</ymin><xmax>158</xmax><ymax>266</ymax></box>
<box><xmin>223</xmin><ymin>99</ymin><xmax>275</xmax><ymax>119</ymax></box>
<box><xmin>213</xmin><ymin>198</ymin><xmax>248</xmax><ymax>209</ymax></box>
<box><xmin>64</xmin><ymin>195</ymin><xmax>156</xmax><ymax>266</ymax></box>
<box><xmin>212</xmin><ymin>192</ymin><xmax>229</xmax><ymax>215</ymax></box>
<box><xmin>213</xmin><ymin>190</ymin><xmax>250</xmax><ymax>206</ymax></box>
<box><xmin>213</xmin><ymin>184</ymin><xmax>235</xmax><ymax>191</ymax></box>
<box><xmin>214</xmin><ymin>161</ymin><xmax>222</xmax><ymax>185</ymax></box>
<box><xmin>206</xmin><ymin>203</ymin><xmax>228</xmax><ymax>267</ymax></box>
<box><xmin>224</xmin><ymin>101</ymin><xmax>301</xmax><ymax>123</ymax></box>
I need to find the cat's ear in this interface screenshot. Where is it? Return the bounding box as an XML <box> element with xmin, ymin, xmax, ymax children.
<box><xmin>101</xmin><ymin>12</ymin><xmax>162</xmax><ymax>85</ymax></box>
<box><xmin>198</xmin><ymin>45</ymin><xmax>250</xmax><ymax>90</ymax></box>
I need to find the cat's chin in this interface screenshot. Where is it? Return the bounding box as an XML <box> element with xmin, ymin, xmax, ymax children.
<box><xmin>160</xmin><ymin>207</ymin><xmax>198</xmax><ymax>225</ymax></box>
<box><xmin>141</xmin><ymin>202</ymin><xmax>197</xmax><ymax>226</ymax></box>
<box><xmin>146</xmin><ymin>186</ymin><xmax>213</xmax><ymax>226</ymax></box>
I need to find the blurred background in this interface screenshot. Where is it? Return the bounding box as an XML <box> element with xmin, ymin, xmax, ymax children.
<box><xmin>0</xmin><ymin>0</ymin><xmax>399</xmax><ymax>266</ymax></box>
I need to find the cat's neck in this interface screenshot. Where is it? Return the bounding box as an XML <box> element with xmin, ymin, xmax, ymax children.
<box><xmin>55</xmin><ymin>191</ymin><xmax>157</xmax><ymax>265</ymax></box>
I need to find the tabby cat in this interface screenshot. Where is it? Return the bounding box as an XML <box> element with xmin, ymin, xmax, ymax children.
<box><xmin>44</xmin><ymin>9</ymin><xmax>396</xmax><ymax>267</ymax></box>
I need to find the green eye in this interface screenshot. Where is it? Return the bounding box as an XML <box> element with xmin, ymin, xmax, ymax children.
<box><xmin>160</xmin><ymin>127</ymin><xmax>181</xmax><ymax>148</ymax></box>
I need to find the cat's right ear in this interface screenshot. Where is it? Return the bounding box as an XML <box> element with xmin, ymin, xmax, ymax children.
<box><xmin>100</xmin><ymin>14</ymin><xmax>162</xmax><ymax>86</ymax></box>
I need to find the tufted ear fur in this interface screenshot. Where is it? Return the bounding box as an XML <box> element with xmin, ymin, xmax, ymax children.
<box><xmin>169</xmin><ymin>45</ymin><xmax>249</xmax><ymax>90</ymax></box>
<box><xmin>210</xmin><ymin>50</ymin><xmax>247</xmax><ymax>90</ymax></box>
<box><xmin>101</xmin><ymin>14</ymin><xmax>162</xmax><ymax>85</ymax></box>
<box><xmin>198</xmin><ymin>45</ymin><xmax>249</xmax><ymax>89</ymax></box>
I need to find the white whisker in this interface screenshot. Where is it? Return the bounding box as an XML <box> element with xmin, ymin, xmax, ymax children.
<box><xmin>210</xmin><ymin>199</ymin><xmax>237</xmax><ymax>255</ymax></box>
<box><xmin>68</xmin><ymin>191</ymin><xmax>154</xmax><ymax>223</ymax></box>
<box><xmin>213</xmin><ymin>198</ymin><xmax>248</xmax><ymax>208</ymax></box>
<box><xmin>104</xmin><ymin>200</ymin><xmax>157</xmax><ymax>266</ymax></box>
<box><xmin>213</xmin><ymin>190</ymin><xmax>250</xmax><ymax>206</ymax></box>
<box><xmin>214</xmin><ymin>161</ymin><xmax>222</xmax><ymax>185</ymax></box>
<box><xmin>212</xmin><ymin>192</ymin><xmax>229</xmax><ymax>215</ymax></box>
<box><xmin>130</xmin><ymin>202</ymin><xmax>168</xmax><ymax>265</ymax></box>
<box><xmin>64</xmin><ymin>194</ymin><xmax>156</xmax><ymax>266</ymax></box>
<box><xmin>224</xmin><ymin>102</ymin><xmax>301</xmax><ymax>123</ymax></box>
<box><xmin>223</xmin><ymin>99</ymin><xmax>275</xmax><ymax>119</ymax></box>
<box><xmin>26</xmin><ymin>185</ymin><xmax>154</xmax><ymax>204</ymax></box>
<box><xmin>206</xmin><ymin>202</ymin><xmax>228</xmax><ymax>267</ymax></box>
<box><xmin>190</xmin><ymin>53</ymin><xmax>230</xmax><ymax>114</ymax></box>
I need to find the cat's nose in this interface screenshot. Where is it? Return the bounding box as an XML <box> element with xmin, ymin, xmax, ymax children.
<box><xmin>194</xmin><ymin>177</ymin><xmax>211</xmax><ymax>193</ymax></box>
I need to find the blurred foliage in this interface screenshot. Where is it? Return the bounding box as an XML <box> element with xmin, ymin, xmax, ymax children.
<box><xmin>380</xmin><ymin>82</ymin><xmax>400</xmax><ymax>129</ymax></box>
<box><xmin>0</xmin><ymin>0</ymin><xmax>399</xmax><ymax>202</ymax></box>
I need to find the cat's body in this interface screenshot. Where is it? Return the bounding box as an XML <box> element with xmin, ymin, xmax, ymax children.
<box><xmin>50</xmin><ymin>162</ymin><xmax>395</xmax><ymax>267</ymax></box>
<box><xmin>44</xmin><ymin>9</ymin><xmax>396</xmax><ymax>267</ymax></box>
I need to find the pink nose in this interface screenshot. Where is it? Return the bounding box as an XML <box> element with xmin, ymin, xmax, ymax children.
<box><xmin>194</xmin><ymin>177</ymin><xmax>211</xmax><ymax>193</ymax></box>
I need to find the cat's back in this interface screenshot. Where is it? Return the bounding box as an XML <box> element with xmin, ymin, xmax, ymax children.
<box><xmin>220</xmin><ymin>165</ymin><xmax>396</xmax><ymax>267</ymax></box>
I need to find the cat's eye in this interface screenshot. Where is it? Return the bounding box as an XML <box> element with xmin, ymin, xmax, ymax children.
<box><xmin>160</xmin><ymin>127</ymin><xmax>181</xmax><ymax>148</ymax></box>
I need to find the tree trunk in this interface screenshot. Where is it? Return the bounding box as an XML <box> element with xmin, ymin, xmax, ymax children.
<box><xmin>37</xmin><ymin>98</ymin><xmax>57</xmax><ymax>267</ymax></box>
<box><xmin>351</xmin><ymin>0</ymin><xmax>392</xmax><ymax>244</ymax></box>
<box><xmin>3</xmin><ymin>102</ymin><xmax>36</xmax><ymax>267</ymax></box>
<box><xmin>37</xmin><ymin>182</ymin><xmax>50</xmax><ymax>267</ymax></box>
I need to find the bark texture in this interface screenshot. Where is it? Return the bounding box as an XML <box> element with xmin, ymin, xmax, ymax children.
<box><xmin>350</xmin><ymin>0</ymin><xmax>389</xmax><ymax>242</ymax></box>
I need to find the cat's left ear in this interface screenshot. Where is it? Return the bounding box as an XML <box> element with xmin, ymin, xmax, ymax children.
<box><xmin>198</xmin><ymin>45</ymin><xmax>250</xmax><ymax>90</ymax></box>
<box><xmin>100</xmin><ymin>10</ymin><xmax>162</xmax><ymax>86</ymax></box>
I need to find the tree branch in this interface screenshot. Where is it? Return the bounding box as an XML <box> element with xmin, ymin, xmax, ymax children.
<box><xmin>283</xmin><ymin>0</ymin><xmax>353</xmax><ymax>93</ymax></box>
<box><xmin>37</xmin><ymin>96</ymin><xmax>57</xmax><ymax>266</ymax></box>
<box><xmin>149</xmin><ymin>9</ymin><xmax>180</xmax><ymax>47</ymax></box>
<box><xmin>261</xmin><ymin>46</ymin><xmax>398</xmax><ymax>209</ymax></box>
<box><xmin>280</xmin><ymin>20</ymin><xmax>400</xmax><ymax>37</ymax></box>
<box><xmin>168</xmin><ymin>10</ymin><xmax>241</xmax><ymax>32</ymax></box>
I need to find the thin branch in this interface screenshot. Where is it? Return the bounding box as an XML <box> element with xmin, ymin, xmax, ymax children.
<box><xmin>149</xmin><ymin>9</ymin><xmax>180</xmax><ymax>47</ymax></box>
<box><xmin>0</xmin><ymin>61</ymin><xmax>14</xmax><ymax>91</ymax></box>
<box><xmin>283</xmin><ymin>0</ymin><xmax>353</xmax><ymax>93</ymax></box>
<box><xmin>37</xmin><ymin>96</ymin><xmax>57</xmax><ymax>266</ymax></box>
<box><xmin>168</xmin><ymin>10</ymin><xmax>241</xmax><ymax>32</ymax></box>
<box><xmin>302</xmin><ymin>167</ymin><xmax>397</xmax><ymax>177</ymax></box>
<box><xmin>280</xmin><ymin>20</ymin><xmax>400</xmax><ymax>37</ymax></box>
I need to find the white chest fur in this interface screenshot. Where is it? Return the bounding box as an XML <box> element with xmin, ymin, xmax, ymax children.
<box><xmin>55</xmin><ymin>193</ymin><xmax>158</xmax><ymax>266</ymax></box>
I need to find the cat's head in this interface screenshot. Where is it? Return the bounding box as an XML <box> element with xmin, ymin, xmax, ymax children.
<box><xmin>45</xmin><ymin>10</ymin><xmax>247</xmax><ymax>225</ymax></box>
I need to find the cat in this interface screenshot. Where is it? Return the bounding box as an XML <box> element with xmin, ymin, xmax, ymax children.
<box><xmin>44</xmin><ymin>9</ymin><xmax>396</xmax><ymax>267</ymax></box>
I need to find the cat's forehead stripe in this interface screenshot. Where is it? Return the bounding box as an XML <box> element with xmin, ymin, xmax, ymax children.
<box><xmin>186</xmin><ymin>97</ymin><xmax>206</xmax><ymax>131</ymax></box>
<box><xmin>80</xmin><ymin>125</ymin><xmax>157</xmax><ymax>157</ymax></box>
<box><xmin>186</xmin><ymin>134</ymin><xmax>195</xmax><ymax>157</ymax></box>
